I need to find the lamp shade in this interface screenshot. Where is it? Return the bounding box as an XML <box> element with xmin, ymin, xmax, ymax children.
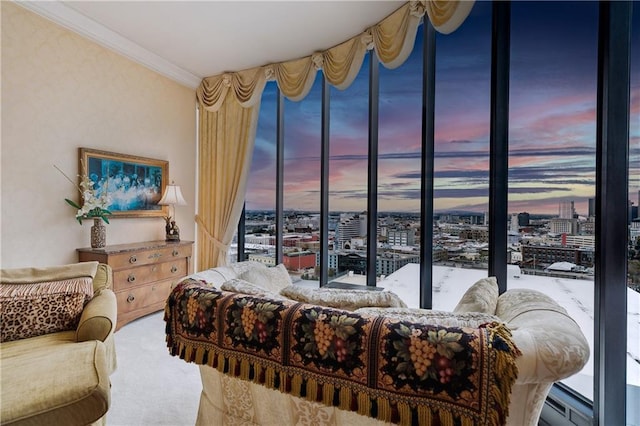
<box><xmin>158</xmin><ymin>182</ymin><xmax>187</xmax><ymax>206</ymax></box>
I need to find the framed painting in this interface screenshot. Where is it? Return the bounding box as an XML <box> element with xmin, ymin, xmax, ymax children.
<box><xmin>79</xmin><ymin>148</ymin><xmax>169</xmax><ymax>218</ymax></box>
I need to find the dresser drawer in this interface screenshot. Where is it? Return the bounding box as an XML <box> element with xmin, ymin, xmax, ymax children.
<box><xmin>112</xmin><ymin>260</ymin><xmax>187</xmax><ymax>291</ymax></box>
<box><xmin>107</xmin><ymin>245</ymin><xmax>192</xmax><ymax>270</ymax></box>
<box><xmin>115</xmin><ymin>279</ymin><xmax>173</xmax><ymax>315</ymax></box>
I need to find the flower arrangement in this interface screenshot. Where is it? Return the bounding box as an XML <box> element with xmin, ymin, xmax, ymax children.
<box><xmin>55</xmin><ymin>164</ymin><xmax>112</xmax><ymax>224</ymax></box>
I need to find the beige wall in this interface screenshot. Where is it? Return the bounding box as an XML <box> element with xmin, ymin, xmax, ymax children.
<box><xmin>1</xmin><ymin>3</ymin><xmax>197</xmax><ymax>268</ymax></box>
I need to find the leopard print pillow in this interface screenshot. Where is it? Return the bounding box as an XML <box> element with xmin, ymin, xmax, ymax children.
<box><xmin>0</xmin><ymin>277</ymin><xmax>93</xmax><ymax>342</ymax></box>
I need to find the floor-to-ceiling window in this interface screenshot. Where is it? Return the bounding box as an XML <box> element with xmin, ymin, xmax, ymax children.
<box><xmin>509</xmin><ymin>1</ymin><xmax>598</xmax><ymax>402</ymax></box>
<box><xmin>377</xmin><ymin>26</ymin><xmax>423</xmax><ymax>282</ymax></box>
<box><xmin>329</xmin><ymin>54</ymin><xmax>370</xmax><ymax>281</ymax></box>
<box><xmin>241</xmin><ymin>82</ymin><xmax>278</xmax><ymax>266</ymax></box>
<box><xmin>283</xmin><ymin>73</ymin><xmax>323</xmax><ymax>280</ymax></box>
<box><xmin>431</xmin><ymin>1</ymin><xmax>491</xmax><ymax>311</ymax></box>
<box><xmin>237</xmin><ymin>3</ymin><xmax>636</xmax><ymax>422</ymax></box>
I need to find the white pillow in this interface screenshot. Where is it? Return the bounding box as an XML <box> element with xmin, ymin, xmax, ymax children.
<box><xmin>279</xmin><ymin>285</ymin><xmax>407</xmax><ymax>311</ymax></box>
<box><xmin>240</xmin><ymin>263</ymin><xmax>292</xmax><ymax>293</ymax></box>
<box><xmin>453</xmin><ymin>276</ymin><xmax>499</xmax><ymax>314</ymax></box>
<box><xmin>220</xmin><ymin>278</ymin><xmax>284</xmax><ymax>299</ymax></box>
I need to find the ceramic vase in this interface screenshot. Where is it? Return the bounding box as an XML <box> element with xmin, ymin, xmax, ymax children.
<box><xmin>91</xmin><ymin>218</ymin><xmax>106</xmax><ymax>248</ymax></box>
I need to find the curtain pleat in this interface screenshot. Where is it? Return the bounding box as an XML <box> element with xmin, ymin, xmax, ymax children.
<box><xmin>373</xmin><ymin>3</ymin><xmax>421</xmax><ymax>70</ymax></box>
<box><xmin>424</xmin><ymin>0</ymin><xmax>476</xmax><ymax>35</ymax></box>
<box><xmin>194</xmin><ymin>0</ymin><xmax>475</xmax><ymax>269</ymax></box>
<box><xmin>322</xmin><ymin>35</ymin><xmax>369</xmax><ymax>90</ymax></box>
<box><xmin>272</xmin><ymin>57</ymin><xmax>318</xmax><ymax>102</ymax></box>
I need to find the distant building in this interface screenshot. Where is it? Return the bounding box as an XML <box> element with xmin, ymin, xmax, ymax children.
<box><xmin>377</xmin><ymin>252</ymin><xmax>419</xmax><ymax>276</ymax></box>
<box><xmin>521</xmin><ymin>244</ymin><xmax>593</xmax><ymax>269</ymax></box>
<box><xmin>518</xmin><ymin>212</ymin><xmax>530</xmax><ymax>227</ymax></box>
<box><xmin>283</xmin><ymin>251</ymin><xmax>316</xmax><ymax>271</ymax></box>
<box><xmin>247</xmin><ymin>254</ymin><xmax>276</xmax><ymax>266</ymax></box>
<box><xmin>630</xmin><ymin>201</ymin><xmax>638</xmax><ymax>224</ymax></box>
<box><xmin>459</xmin><ymin>227</ymin><xmax>489</xmax><ymax>242</ymax></box>
<box><xmin>388</xmin><ymin>229</ymin><xmax>415</xmax><ymax>246</ymax></box>
<box><xmin>588</xmin><ymin>198</ymin><xmax>595</xmax><ymax>218</ymax></box>
<box><xmin>559</xmin><ymin>201</ymin><xmax>576</xmax><ymax>219</ymax></box>
<box><xmin>337</xmin><ymin>252</ymin><xmax>367</xmax><ymax>275</ymax></box>
<box><xmin>578</xmin><ymin>218</ymin><xmax>595</xmax><ymax>235</ymax></box>
<box><xmin>510</xmin><ymin>215</ymin><xmax>519</xmax><ymax>233</ymax></box>
<box><xmin>550</xmin><ymin>218</ymin><xmax>577</xmax><ymax>235</ymax></box>
<box><xmin>335</xmin><ymin>213</ymin><xmax>366</xmax><ymax>249</ymax></box>
<box><xmin>565</xmin><ymin>235</ymin><xmax>595</xmax><ymax>249</ymax></box>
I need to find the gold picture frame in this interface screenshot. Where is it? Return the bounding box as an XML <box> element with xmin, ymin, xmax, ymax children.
<box><xmin>79</xmin><ymin>148</ymin><xmax>169</xmax><ymax>218</ymax></box>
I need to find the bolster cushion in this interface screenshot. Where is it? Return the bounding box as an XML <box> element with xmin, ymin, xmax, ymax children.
<box><xmin>76</xmin><ymin>289</ymin><xmax>117</xmax><ymax>343</ymax></box>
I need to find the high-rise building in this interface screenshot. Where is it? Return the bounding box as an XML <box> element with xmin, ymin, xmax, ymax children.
<box><xmin>559</xmin><ymin>201</ymin><xmax>575</xmax><ymax>219</ymax></box>
<box><xmin>335</xmin><ymin>213</ymin><xmax>366</xmax><ymax>249</ymax></box>
<box><xmin>510</xmin><ymin>215</ymin><xmax>519</xmax><ymax>233</ymax></box>
<box><xmin>588</xmin><ymin>198</ymin><xmax>595</xmax><ymax>218</ymax></box>
<box><xmin>518</xmin><ymin>212</ymin><xmax>530</xmax><ymax>226</ymax></box>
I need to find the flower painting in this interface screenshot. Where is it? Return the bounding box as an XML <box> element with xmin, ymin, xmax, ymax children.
<box><xmin>79</xmin><ymin>148</ymin><xmax>169</xmax><ymax>218</ymax></box>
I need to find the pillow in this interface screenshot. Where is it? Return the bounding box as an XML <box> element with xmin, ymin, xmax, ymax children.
<box><xmin>221</xmin><ymin>278</ymin><xmax>284</xmax><ymax>299</ymax></box>
<box><xmin>279</xmin><ymin>285</ymin><xmax>407</xmax><ymax>311</ymax></box>
<box><xmin>229</xmin><ymin>261</ymin><xmax>269</xmax><ymax>276</ymax></box>
<box><xmin>453</xmin><ymin>276</ymin><xmax>499</xmax><ymax>314</ymax></box>
<box><xmin>1</xmin><ymin>276</ymin><xmax>94</xmax><ymax>342</ymax></box>
<box><xmin>355</xmin><ymin>307</ymin><xmax>501</xmax><ymax>328</ymax></box>
<box><xmin>240</xmin><ymin>264</ymin><xmax>292</xmax><ymax>293</ymax></box>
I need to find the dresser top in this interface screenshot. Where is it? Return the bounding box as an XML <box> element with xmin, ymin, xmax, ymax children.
<box><xmin>77</xmin><ymin>240</ymin><xmax>193</xmax><ymax>255</ymax></box>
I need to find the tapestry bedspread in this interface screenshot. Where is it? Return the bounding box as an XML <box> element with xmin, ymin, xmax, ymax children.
<box><xmin>165</xmin><ymin>278</ymin><xmax>521</xmax><ymax>426</ymax></box>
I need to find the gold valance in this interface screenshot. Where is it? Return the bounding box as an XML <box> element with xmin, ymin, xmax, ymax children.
<box><xmin>196</xmin><ymin>0</ymin><xmax>475</xmax><ymax>111</ymax></box>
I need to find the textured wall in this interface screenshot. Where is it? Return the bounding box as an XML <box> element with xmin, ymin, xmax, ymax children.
<box><xmin>1</xmin><ymin>3</ymin><xmax>197</xmax><ymax>268</ymax></box>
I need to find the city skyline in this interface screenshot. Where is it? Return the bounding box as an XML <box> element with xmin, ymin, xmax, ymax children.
<box><xmin>247</xmin><ymin>2</ymin><xmax>639</xmax><ymax>215</ymax></box>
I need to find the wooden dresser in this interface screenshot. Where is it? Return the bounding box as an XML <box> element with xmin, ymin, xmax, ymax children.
<box><xmin>78</xmin><ymin>240</ymin><xmax>193</xmax><ymax>330</ymax></box>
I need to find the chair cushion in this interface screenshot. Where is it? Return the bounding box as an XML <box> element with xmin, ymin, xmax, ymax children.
<box><xmin>0</xmin><ymin>339</ymin><xmax>110</xmax><ymax>425</ymax></box>
<box><xmin>279</xmin><ymin>285</ymin><xmax>407</xmax><ymax>311</ymax></box>
<box><xmin>240</xmin><ymin>264</ymin><xmax>292</xmax><ymax>293</ymax></box>
<box><xmin>452</xmin><ymin>276</ymin><xmax>499</xmax><ymax>314</ymax></box>
<box><xmin>1</xmin><ymin>263</ymin><xmax>97</xmax><ymax>342</ymax></box>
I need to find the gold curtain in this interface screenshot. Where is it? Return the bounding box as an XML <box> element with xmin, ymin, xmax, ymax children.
<box><xmin>196</xmin><ymin>91</ymin><xmax>260</xmax><ymax>270</ymax></box>
<box><xmin>194</xmin><ymin>0</ymin><xmax>474</xmax><ymax>269</ymax></box>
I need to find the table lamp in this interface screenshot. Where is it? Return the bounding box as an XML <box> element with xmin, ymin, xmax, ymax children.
<box><xmin>158</xmin><ymin>181</ymin><xmax>187</xmax><ymax>241</ymax></box>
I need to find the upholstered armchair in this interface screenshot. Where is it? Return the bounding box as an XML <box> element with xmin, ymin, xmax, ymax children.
<box><xmin>1</xmin><ymin>261</ymin><xmax>118</xmax><ymax>425</ymax></box>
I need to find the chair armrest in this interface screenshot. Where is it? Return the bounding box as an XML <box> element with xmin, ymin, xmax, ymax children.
<box><xmin>76</xmin><ymin>289</ymin><xmax>117</xmax><ymax>342</ymax></box>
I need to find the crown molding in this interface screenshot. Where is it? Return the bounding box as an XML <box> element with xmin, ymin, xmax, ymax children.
<box><xmin>15</xmin><ymin>1</ymin><xmax>202</xmax><ymax>89</ymax></box>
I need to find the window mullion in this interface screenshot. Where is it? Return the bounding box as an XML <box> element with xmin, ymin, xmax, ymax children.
<box><xmin>367</xmin><ymin>50</ymin><xmax>380</xmax><ymax>286</ymax></box>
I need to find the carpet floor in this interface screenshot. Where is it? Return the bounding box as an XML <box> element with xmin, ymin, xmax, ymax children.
<box><xmin>108</xmin><ymin>311</ymin><xmax>201</xmax><ymax>426</ymax></box>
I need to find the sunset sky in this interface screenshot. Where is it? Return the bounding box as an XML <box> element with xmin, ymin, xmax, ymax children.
<box><xmin>247</xmin><ymin>1</ymin><xmax>639</xmax><ymax>216</ymax></box>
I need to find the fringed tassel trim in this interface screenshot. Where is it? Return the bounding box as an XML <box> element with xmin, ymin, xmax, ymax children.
<box><xmin>397</xmin><ymin>401</ymin><xmax>411</xmax><ymax>426</ymax></box>
<box><xmin>485</xmin><ymin>322</ymin><xmax>521</xmax><ymax>425</ymax></box>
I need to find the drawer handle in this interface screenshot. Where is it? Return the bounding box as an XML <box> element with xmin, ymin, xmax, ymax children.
<box><xmin>129</xmin><ymin>255</ymin><xmax>137</xmax><ymax>264</ymax></box>
<box><xmin>149</xmin><ymin>253</ymin><xmax>162</xmax><ymax>260</ymax></box>
<box><xmin>127</xmin><ymin>274</ymin><xmax>136</xmax><ymax>283</ymax></box>
<box><xmin>172</xmin><ymin>250</ymin><xmax>179</xmax><ymax>256</ymax></box>
<box><xmin>171</xmin><ymin>266</ymin><xmax>178</xmax><ymax>273</ymax></box>
<box><xmin>126</xmin><ymin>294</ymin><xmax>135</xmax><ymax>303</ymax></box>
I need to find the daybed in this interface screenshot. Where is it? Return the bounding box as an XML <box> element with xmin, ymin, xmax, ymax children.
<box><xmin>165</xmin><ymin>261</ymin><xmax>589</xmax><ymax>426</ymax></box>
<box><xmin>1</xmin><ymin>261</ymin><xmax>118</xmax><ymax>426</ymax></box>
